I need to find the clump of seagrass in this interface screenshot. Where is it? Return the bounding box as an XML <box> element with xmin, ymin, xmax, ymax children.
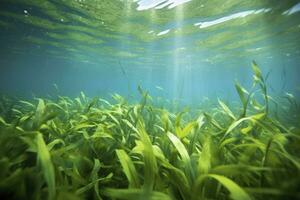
<box><xmin>0</xmin><ymin>62</ymin><xmax>299</xmax><ymax>200</ymax></box>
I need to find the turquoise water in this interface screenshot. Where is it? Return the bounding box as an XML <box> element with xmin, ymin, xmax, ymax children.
<box><xmin>1</xmin><ymin>2</ymin><xmax>300</xmax><ymax>199</ymax></box>
<box><xmin>0</xmin><ymin>0</ymin><xmax>299</xmax><ymax>103</ymax></box>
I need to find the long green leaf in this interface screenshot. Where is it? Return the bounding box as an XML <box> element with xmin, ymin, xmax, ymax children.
<box><xmin>103</xmin><ymin>188</ymin><xmax>171</xmax><ymax>200</ymax></box>
<box><xmin>137</xmin><ymin>120</ymin><xmax>157</xmax><ymax>191</ymax></box>
<box><xmin>36</xmin><ymin>132</ymin><xmax>56</xmax><ymax>200</ymax></box>
<box><xmin>116</xmin><ymin>149</ymin><xmax>140</xmax><ymax>188</ymax></box>
<box><xmin>193</xmin><ymin>174</ymin><xmax>251</xmax><ymax>200</ymax></box>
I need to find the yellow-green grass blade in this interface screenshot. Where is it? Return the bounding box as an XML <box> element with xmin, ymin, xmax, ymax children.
<box><xmin>36</xmin><ymin>132</ymin><xmax>56</xmax><ymax>200</ymax></box>
<box><xmin>116</xmin><ymin>149</ymin><xmax>140</xmax><ymax>188</ymax></box>
<box><xmin>193</xmin><ymin>174</ymin><xmax>252</xmax><ymax>200</ymax></box>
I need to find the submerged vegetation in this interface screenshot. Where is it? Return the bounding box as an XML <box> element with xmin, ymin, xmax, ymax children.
<box><xmin>0</xmin><ymin>62</ymin><xmax>299</xmax><ymax>200</ymax></box>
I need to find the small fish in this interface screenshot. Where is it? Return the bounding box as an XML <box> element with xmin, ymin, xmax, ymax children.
<box><xmin>53</xmin><ymin>83</ymin><xmax>59</xmax><ymax>91</ymax></box>
<box><xmin>119</xmin><ymin>60</ymin><xmax>126</xmax><ymax>76</ymax></box>
<box><xmin>285</xmin><ymin>92</ymin><xmax>294</xmax><ymax>99</ymax></box>
<box><xmin>281</xmin><ymin>66</ymin><xmax>287</xmax><ymax>91</ymax></box>
<box><xmin>155</xmin><ymin>86</ymin><xmax>164</xmax><ymax>91</ymax></box>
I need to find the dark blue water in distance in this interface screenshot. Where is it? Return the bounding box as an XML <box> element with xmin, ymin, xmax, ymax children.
<box><xmin>0</xmin><ymin>0</ymin><xmax>300</xmax><ymax>107</ymax></box>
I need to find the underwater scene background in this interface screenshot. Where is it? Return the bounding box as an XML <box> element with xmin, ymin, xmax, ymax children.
<box><xmin>0</xmin><ymin>0</ymin><xmax>300</xmax><ymax>200</ymax></box>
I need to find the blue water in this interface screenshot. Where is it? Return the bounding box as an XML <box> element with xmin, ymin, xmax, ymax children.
<box><xmin>0</xmin><ymin>0</ymin><xmax>300</xmax><ymax>105</ymax></box>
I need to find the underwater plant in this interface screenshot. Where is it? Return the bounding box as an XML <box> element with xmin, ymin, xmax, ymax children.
<box><xmin>0</xmin><ymin>62</ymin><xmax>299</xmax><ymax>200</ymax></box>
